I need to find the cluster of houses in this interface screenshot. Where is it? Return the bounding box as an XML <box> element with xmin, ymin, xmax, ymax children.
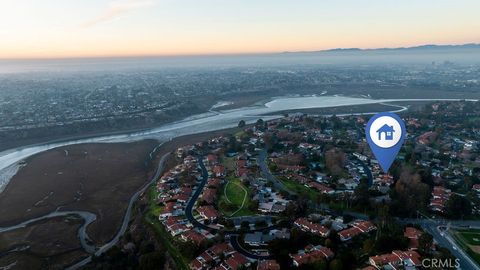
<box><xmin>189</xmin><ymin>243</ymin><xmax>251</xmax><ymax>270</ymax></box>
<box><xmin>429</xmin><ymin>186</ymin><xmax>452</xmax><ymax>213</ymax></box>
<box><xmin>287</xmin><ymin>173</ymin><xmax>335</xmax><ymax>194</ymax></box>
<box><xmin>365</xmin><ymin>227</ymin><xmax>424</xmax><ymax>269</ymax></box>
<box><xmin>368</xmin><ymin>250</ymin><xmax>422</xmax><ymax>270</ymax></box>
<box><xmin>290</xmin><ymin>244</ymin><xmax>335</xmax><ymax>267</ymax></box>
<box><xmin>156</xmin><ymin>152</ymin><xmax>217</xmax><ymax>245</ymax></box>
<box><xmin>294</xmin><ymin>218</ymin><xmax>330</xmax><ymax>237</ymax></box>
<box><xmin>337</xmin><ymin>220</ymin><xmax>377</xmax><ymax>242</ymax></box>
<box><xmin>243</xmin><ymin>229</ymin><xmax>291</xmax><ymax>247</ymax></box>
<box><xmin>364</xmin><ymin>227</ymin><xmax>423</xmax><ymax>270</ymax></box>
<box><xmin>294</xmin><ymin>217</ymin><xmax>377</xmax><ymax>242</ymax></box>
<box><xmin>154</xmin><ymin>110</ymin><xmax>478</xmax><ymax>270</ymax></box>
<box><xmin>254</xmin><ymin>180</ymin><xmax>290</xmax><ymax>213</ymax></box>
<box><xmin>157</xmin><ymin>155</ymin><xmax>196</xmax><ymax>220</ymax></box>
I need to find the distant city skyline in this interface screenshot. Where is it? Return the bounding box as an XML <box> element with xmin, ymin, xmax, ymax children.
<box><xmin>1</xmin><ymin>0</ymin><xmax>479</xmax><ymax>59</ymax></box>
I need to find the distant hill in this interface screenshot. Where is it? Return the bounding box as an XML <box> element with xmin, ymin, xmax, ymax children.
<box><xmin>283</xmin><ymin>43</ymin><xmax>480</xmax><ymax>54</ymax></box>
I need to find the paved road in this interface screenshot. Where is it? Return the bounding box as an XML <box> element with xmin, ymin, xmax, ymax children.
<box><xmin>187</xmin><ymin>155</ymin><xmax>480</xmax><ymax>266</ymax></box>
<box><xmin>184</xmin><ymin>156</ymin><xmax>280</xmax><ymax>259</ymax></box>
<box><xmin>355</xmin><ymin>158</ymin><xmax>373</xmax><ymax>188</ymax></box>
<box><xmin>403</xmin><ymin>218</ymin><xmax>480</xmax><ymax>270</ymax></box>
<box><xmin>184</xmin><ymin>157</ymin><xmax>217</xmax><ymax>232</ymax></box>
<box><xmin>229</xmin><ymin>235</ymin><xmax>272</xmax><ymax>260</ymax></box>
<box><xmin>257</xmin><ymin>149</ymin><xmax>293</xmax><ymax>195</ymax></box>
<box><xmin>67</xmin><ymin>149</ymin><xmax>171</xmax><ymax>270</ymax></box>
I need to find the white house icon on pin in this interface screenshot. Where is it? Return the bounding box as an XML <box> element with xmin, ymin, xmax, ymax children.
<box><xmin>376</xmin><ymin>124</ymin><xmax>394</xmax><ymax>141</ymax></box>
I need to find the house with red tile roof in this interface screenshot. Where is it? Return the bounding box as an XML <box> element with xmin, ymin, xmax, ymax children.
<box><xmin>338</xmin><ymin>227</ymin><xmax>363</xmax><ymax>242</ymax></box>
<box><xmin>159</xmin><ymin>202</ymin><xmax>177</xmax><ymax>219</ymax></box>
<box><xmin>369</xmin><ymin>253</ymin><xmax>402</xmax><ymax>269</ymax></box>
<box><xmin>207</xmin><ymin>178</ymin><xmax>222</xmax><ymax>189</ymax></box>
<box><xmin>404</xmin><ymin>227</ymin><xmax>423</xmax><ymax>250</ymax></box>
<box><xmin>306</xmin><ymin>182</ymin><xmax>334</xmax><ymax>194</ymax></box>
<box><xmin>393</xmin><ymin>250</ymin><xmax>422</xmax><ymax>267</ymax></box>
<box><xmin>369</xmin><ymin>250</ymin><xmax>421</xmax><ymax>269</ymax></box>
<box><xmin>418</xmin><ymin>131</ymin><xmax>437</xmax><ymax>145</ymax></box>
<box><xmin>181</xmin><ymin>230</ymin><xmax>207</xmax><ymax>245</ymax></box>
<box><xmin>213</xmin><ymin>165</ymin><xmax>226</xmax><ymax>177</ymax></box>
<box><xmin>201</xmin><ymin>188</ymin><xmax>217</xmax><ymax>205</ymax></box>
<box><xmin>189</xmin><ymin>243</ymin><xmax>235</xmax><ymax>270</ymax></box>
<box><xmin>163</xmin><ymin>216</ymin><xmax>185</xmax><ymax>229</ymax></box>
<box><xmin>338</xmin><ymin>220</ymin><xmax>376</xmax><ymax>241</ymax></box>
<box><xmin>206</xmin><ymin>154</ymin><xmax>218</xmax><ymax>165</ymax></box>
<box><xmin>257</xmin><ymin>260</ymin><xmax>280</xmax><ymax>270</ymax></box>
<box><xmin>429</xmin><ymin>186</ymin><xmax>451</xmax><ymax>213</ymax></box>
<box><xmin>168</xmin><ymin>223</ymin><xmax>190</xmax><ymax>236</ymax></box>
<box><xmin>173</xmin><ymin>193</ymin><xmax>190</xmax><ymax>203</ymax></box>
<box><xmin>197</xmin><ymin>205</ymin><xmax>219</xmax><ymax>221</ymax></box>
<box><xmin>290</xmin><ymin>245</ymin><xmax>334</xmax><ymax>267</ymax></box>
<box><xmin>353</xmin><ymin>221</ymin><xmax>377</xmax><ymax>233</ymax></box>
<box><xmin>220</xmin><ymin>252</ymin><xmax>250</xmax><ymax>270</ymax></box>
<box><xmin>294</xmin><ymin>218</ymin><xmax>330</xmax><ymax>237</ymax></box>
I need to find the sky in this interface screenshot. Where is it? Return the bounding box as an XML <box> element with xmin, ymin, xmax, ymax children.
<box><xmin>0</xmin><ymin>0</ymin><xmax>479</xmax><ymax>59</ymax></box>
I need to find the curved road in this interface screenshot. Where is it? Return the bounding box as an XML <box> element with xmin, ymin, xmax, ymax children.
<box><xmin>184</xmin><ymin>157</ymin><xmax>217</xmax><ymax>232</ymax></box>
<box><xmin>402</xmin><ymin>218</ymin><xmax>480</xmax><ymax>270</ymax></box>
<box><xmin>183</xmin><ymin>157</ymin><xmax>276</xmax><ymax>259</ymax></box>
<box><xmin>229</xmin><ymin>235</ymin><xmax>273</xmax><ymax>260</ymax></box>
<box><xmin>65</xmin><ymin>150</ymin><xmax>170</xmax><ymax>269</ymax></box>
<box><xmin>1</xmin><ymin>98</ymin><xmax>478</xmax><ymax>266</ymax></box>
<box><xmin>258</xmin><ymin>149</ymin><xmax>293</xmax><ymax>195</ymax></box>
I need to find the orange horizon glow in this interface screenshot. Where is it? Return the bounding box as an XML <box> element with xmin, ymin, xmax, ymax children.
<box><xmin>1</xmin><ymin>0</ymin><xmax>479</xmax><ymax>60</ymax></box>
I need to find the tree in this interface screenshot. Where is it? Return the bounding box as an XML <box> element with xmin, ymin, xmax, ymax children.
<box><xmin>390</xmin><ymin>169</ymin><xmax>430</xmax><ymax>217</ymax></box>
<box><xmin>329</xmin><ymin>259</ymin><xmax>343</xmax><ymax>270</ymax></box>
<box><xmin>138</xmin><ymin>252</ymin><xmax>165</xmax><ymax>270</ymax></box>
<box><xmin>302</xmin><ymin>259</ymin><xmax>327</xmax><ymax>270</ymax></box>
<box><xmin>238</xmin><ymin>120</ymin><xmax>246</xmax><ymax>128</ymax></box>
<box><xmin>363</xmin><ymin>238</ymin><xmax>375</xmax><ymax>254</ymax></box>
<box><xmin>445</xmin><ymin>194</ymin><xmax>472</xmax><ymax>219</ymax></box>
<box><xmin>256</xmin><ymin>118</ymin><xmax>265</xmax><ymax>131</ymax></box>
<box><xmin>418</xmin><ymin>232</ymin><xmax>433</xmax><ymax>255</ymax></box>
<box><xmin>354</xmin><ymin>179</ymin><xmax>370</xmax><ymax>210</ymax></box>
<box><xmin>325</xmin><ymin>148</ymin><xmax>345</xmax><ymax>176</ymax></box>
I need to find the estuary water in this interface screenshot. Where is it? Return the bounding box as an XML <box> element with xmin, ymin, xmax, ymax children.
<box><xmin>0</xmin><ymin>95</ymin><xmax>477</xmax><ymax>192</ymax></box>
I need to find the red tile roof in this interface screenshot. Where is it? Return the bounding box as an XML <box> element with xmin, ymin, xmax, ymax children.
<box><xmin>213</xmin><ymin>165</ymin><xmax>226</xmax><ymax>175</ymax></box>
<box><xmin>257</xmin><ymin>260</ymin><xmax>280</xmax><ymax>270</ymax></box>
<box><xmin>393</xmin><ymin>250</ymin><xmax>421</xmax><ymax>266</ymax></box>
<box><xmin>290</xmin><ymin>246</ymin><xmax>334</xmax><ymax>266</ymax></box>
<box><xmin>197</xmin><ymin>205</ymin><xmax>219</xmax><ymax>220</ymax></box>
<box><xmin>207</xmin><ymin>154</ymin><xmax>218</xmax><ymax>163</ymax></box>
<box><xmin>369</xmin><ymin>253</ymin><xmax>401</xmax><ymax>267</ymax></box>
<box><xmin>353</xmin><ymin>221</ymin><xmax>377</xmax><ymax>233</ymax></box>
<box><xmin>307</xmin><ymin>182</ymin><xmax>334</xmax><ymax>194</ymax></box>
<box><xmin>294</xmin><ymin>218</ymin><xmax>330</xmax><ymax>236</ymax></box>
<box><xmin>222</xmin><ymin>252</ymin><xmax>249</xmax><ymax>270</ymax></box>
<box><xmin>201</xmin><ymin>188</ymin><xmax>217</xmax><ymax>204</ymax></box>
<box><xmin>338</xmin><ymin>227</ymin><xmax>362</xmax><ymax>241</ymax></box>
<box><xmin>182</xmin><ymin>230</ymin><xmax>206</xmax><ymax>245</ymax></box>
<box><xmin>404</xmin><ymin>227</ymin><xmax>422</xmax><ymax>250</ymax></box>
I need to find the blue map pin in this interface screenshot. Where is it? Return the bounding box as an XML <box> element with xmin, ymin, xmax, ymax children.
<box><xmin>366</xmin><ymin>112</ymin><xmax>406</xmax><ymax>173</ymax></box>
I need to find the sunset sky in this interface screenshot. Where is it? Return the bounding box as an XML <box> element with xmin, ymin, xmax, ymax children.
<box><xmin>0</xmin><ymin>0</ymin><xmax>479</xmax><ymax>59</ymax></box>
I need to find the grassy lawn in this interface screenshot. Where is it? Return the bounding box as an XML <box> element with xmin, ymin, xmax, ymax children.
<box><xmin>147</xmin><ymin>187</ymin><xmax>164</xmax><ymax>217</ymax></box>
<box><xmin>144</xmin><ymin>185</ymin><xmax>189</xmax><ymax>270</ymax></box>
<box><xmin>221</xmin><ymin>156</ymin><xmax>236</xmax><ymax>172</ymax></box>
<box><xmin>456</xmin><ymin>229</ymin><xmax>480</xmax><ymax>245</ymax></box>
<box><xmin>218</xmin><ymin>177</ymin><xmax>254</xmax><ymax>217</ymax></box>
<box><xmin>453</xmin><ymin>229</ymin><xmax>480</xmax><ymax>265</ymax></box>
<box><xmin>278</xmin><ymin>176</ymin><xmax>320</xmax><ymax>201</ymax></box>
